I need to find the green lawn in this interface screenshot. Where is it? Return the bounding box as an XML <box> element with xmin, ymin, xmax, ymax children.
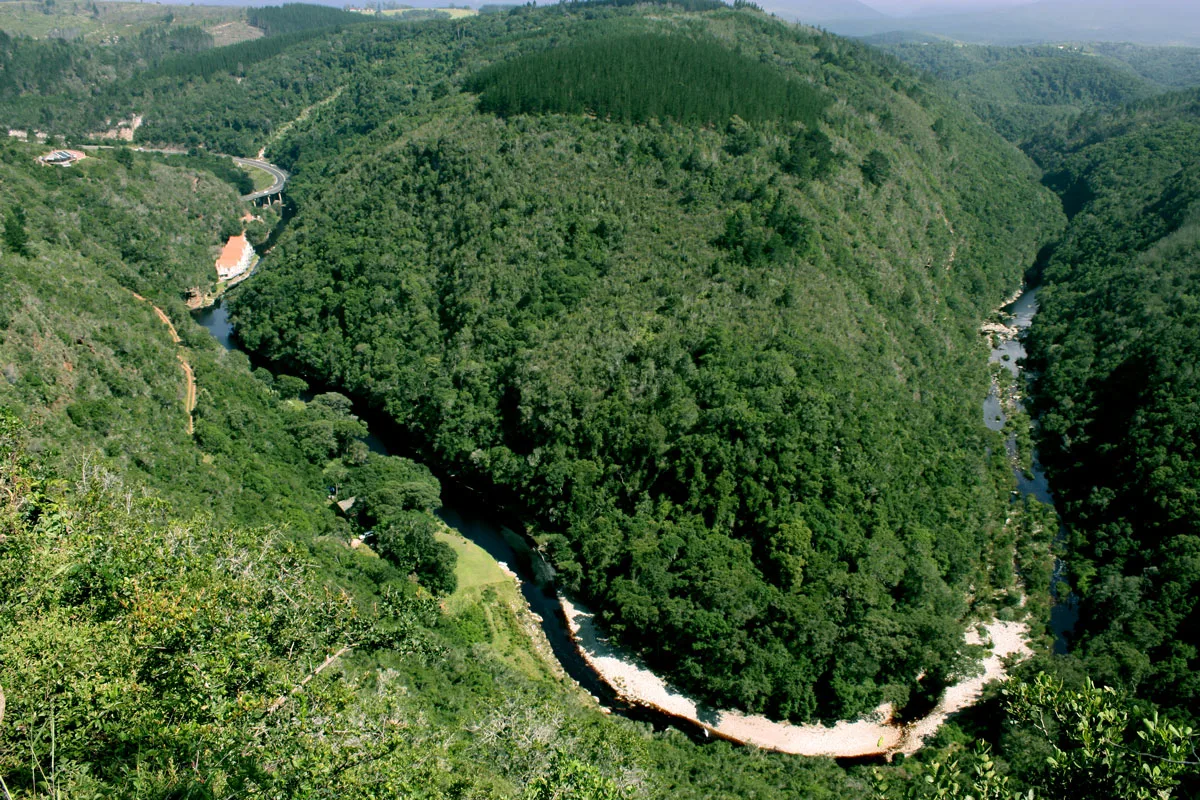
<box><xmin>435</xmin><ymin>527</ymin><xmax>561</xmax><ymax>682</ymax></box>
<box><xmin>436</xmin><ymin>528</ymin><xmax>509</xmax><ymax>600</ymax></box>
<box><xmin>240</xmin><ymin>162</ymin><xmax>276</xmax><ymax>192</ymax></box>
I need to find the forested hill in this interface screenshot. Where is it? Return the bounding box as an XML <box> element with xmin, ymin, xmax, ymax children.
<box><xmin>0</xmin><ymin>129</ymin><xmax>870</xmax><ymax>800</ymax></box>
<box><xmin>880</xmin><ymin>35</ymin><xmax>1200</xmax><ymax>730</ymax></box>
<box><xmin>1022</xmin><ymin>89</ymin><xmax>1200</xmax><ymax>720</ymax></box>
<box><xmin>871</xmin><ymin>40</ymin><xmax>1200</xmax><ymax>149</ymax></box>
<box><xmin>0</xmin><ymin>2</ymin><xmax>380</xmax><ymax>145</ymax></box>
<box><xmin>5</xmin><ymin>3</ymin><xmax>1199</xmax><ymax>798</ymax></box>
<box><xmin>228</xmin><ymin>3</ymin><xmax>1063</xmax><ymax>721</ymax></box>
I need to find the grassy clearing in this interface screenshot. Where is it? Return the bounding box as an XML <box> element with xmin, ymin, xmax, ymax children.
<box><xmin>207</xmin><ymin>20</ymin><xmax>264</xmax><ymax>48</ymax></box>
<box><xmin>436</xmin><ymin>528</ymin><xmax>510</xmax><ymax>606</ymax></box>
<box><xmin>380</xmin><ymin>7</ymin><xmax>478</xmax><ymax>19</ymax></box>
<box><xmin>239</xmin><ymin>162</ymin><xmax>276</xmax><ymax>192</ymax></box>
<box><xmin>435</xmin><ymin>528</ymin><xmax>559</xmax><ymax>682</ymax></box>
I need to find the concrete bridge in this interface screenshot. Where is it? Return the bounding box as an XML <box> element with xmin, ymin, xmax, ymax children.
<box><xmin>233</xmin><ymin>157</ymin><xmax>289</xmax><ymax>205</ymax></box>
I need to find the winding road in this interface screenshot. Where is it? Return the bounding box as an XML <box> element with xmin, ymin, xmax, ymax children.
<box><xmin>231</xmin><ymin>156</ymin><xmax>288</xmax><ymax>202</ymax></box>
<box><xmin>80</xmin><ymin>145</ymin><xmax>288</xmax><ymax>203</ymax></box>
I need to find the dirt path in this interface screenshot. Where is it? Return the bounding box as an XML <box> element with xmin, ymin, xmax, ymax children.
<box><xmin>561</xmin><ymin>598</ymin><xmax>1030</xmax><ymax>759</ymax></box>
<box><xmin>130</xmin><ymin>292</ymin><xmax>195</xmax><ymax>434</ymax></box>
<box><xmin>259</xmin><ymin>85</ymin><xmax>346</xmax><ymax>159</ymax></box>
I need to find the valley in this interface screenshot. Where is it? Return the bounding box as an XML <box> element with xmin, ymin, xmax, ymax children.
<box><xmin>1</xmin><ymin>1</ymin><xmax>1197</xmax><ymax>798</ymax></box>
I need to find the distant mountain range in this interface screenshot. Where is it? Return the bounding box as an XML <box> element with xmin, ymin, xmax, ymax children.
<box><xmin>766</xmin><ymin>0</ymin><xmax>1200</xmax><ymax>46</ymax></box>
<box><xmin>757</xmin><ymin>0</ymin><xmax>886</xmax><ymax>24</ymax></box>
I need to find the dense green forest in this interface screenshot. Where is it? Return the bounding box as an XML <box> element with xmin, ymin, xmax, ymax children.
<box><xmin>884</xmin><ymin>42</ymin><xmax>1200</xmax><ymax>725</ymax></box>
<box><xmin>8</xmin><ymin>116</ymin><xmax>1137</xmax><ymax>800</ymax></box>
<box><xmin>0</xmin><ymin>133</ymin><xmax>882</xmax><ymax>800</ymax></box>
<box><xmin>1020</xmin><ymin>89</ymin><xmax>1200</xmax><ymax>720</ymax></box>
<box><xmin>468</xmin><ymin>33</ymin><xmax>827</xmax><ymax>124</ymax></box>
<box><xmin>246</xmin><ymin>3</ymin><xmax>368</xmax><ymax>36</ymax></box>
<box><xmin>884</xmin><ymin>37</ymin><xmax>1200</xmax><ymax>797</ymax></box>
<box><xmin>0</xmin><ymin>2</ymin><xmax>385</xmax><ymax>148</ymax></box>
<box><xmin>230</xmin><ymin>3</ymin><xmax>1063</xmax><ymax>722</ymax></box>
<box><xmin>3</xmin><ymin>1</ymin><xmax>1200</xmax><ymax>797</ymax></box>
<box><xmin>875</xmin><ymin>40</ymin><xmax>1200</xmax><ymax>148</ymax></box>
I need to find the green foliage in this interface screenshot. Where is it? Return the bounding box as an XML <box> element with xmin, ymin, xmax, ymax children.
<box><xmin>879</xmin><ymin>42</ymin><xmax>1160</xmax><ymax>149</ymax></box>
<box><xmin>0</xmin><ymin>23</ymin><xmax>214</xmax><ymax>135</ymax></box>
<box><xmin>468</xmin><ymin>33</ymin><xmax>827</xmax><ymax>126</ymax></box>
<box><xmin>145</xmin><ymin>26</ymin><xmax>347</xmax><ymax>82</ymax></box>
<box><xmin>247</xmin><ymin>3</ymin><xmax>371</xmax><ymax>36</ymax></box>
<box><xmin>0</xmin><ymin>418</ymin><xmax>444</xmax><ymax>798</ymax></box>
<box><xmin>0</xmin><ymin>113</ymin><xmax>874</xmax><ymax>800</ymax></box>
<box><xmin>2</xmin><ymin>205</ymin><xmax>28</xmax><ymax>257</ymax></box>
<box><xmin>1004</xmin><ymin>673</ymin><xmax>1195</xmax><ymax>800</ymax></box>
<box><xmin>873</xmin><ymin>742</ymin><xmax>1032</xmax><ymax>800</ymax></box>
<box><xmin>1019</xmin><ymin>93</ymin><xmax>1200</xmax><ymax>721</ymax></box>
<box><xmin>20</xmin><ymin>9</ymin><xmax>1198</xmax><ymax>798</ymax></box>
<box><xmin>1089</xmin><ymin>42</ymin><xmax>1200</xmax><ymax>89</ymax></box>
<box><xmin>861</xmin><ymin>148</ymin><xmax>891</xmax><ymax>186</ymax></box>
<box><xmin>526</xmin><ymin>751</ymin><xmax>629</xmax><ymax>800</ymax></box>
<box><xmin>778</xmin><ymin>126</ymin><xmax>836</xmax><ymax>181</ymax></box>
<box><xmin>229</xmin><ymin>4</ymin><xmax>1062</xmax><ymax>721</ymax></box>
<box><xmin>375</xmin><ymin>512</ymin><xmax>459</xmax><ymax>595</ymax></box>
<box><xmin>154</xmin><ymin>149</ymin><xmax>255</xmax><ymax>194</ymax></box>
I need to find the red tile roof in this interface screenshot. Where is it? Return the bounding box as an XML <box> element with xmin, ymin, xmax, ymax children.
<box><xmin>216</xmin><ymin>234</ymin><xmax>250</xmax><ymax>270</ymax></box>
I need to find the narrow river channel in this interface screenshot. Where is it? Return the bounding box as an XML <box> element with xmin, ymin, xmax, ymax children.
<box><xmin>193</xmin><ymin>301</ymin><xmax>682</xmax><ymax>730</ymax></box>
<box><xmin>983</xmin><ymin>287</ymin><xmax>1077</xmax><ymax>653</ymax></box>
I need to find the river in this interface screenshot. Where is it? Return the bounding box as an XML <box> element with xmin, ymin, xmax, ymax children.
<box><xmin>193</xmin><ymin>301</ymin><xmax>690</xmax><ymax>731</ymax></box>
<box><xmin>195</xmin><ymin>284</ymin><xmax>1071</xmax><ymax>756</ymax></box>
<box><xmin>983</xmin><ymin>287</ymin><xmax>1077</xmax><ymax>653</ymax></box>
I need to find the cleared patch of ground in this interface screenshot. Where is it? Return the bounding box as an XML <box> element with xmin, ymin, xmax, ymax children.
<box><xmin>381</xmin><ymin>7</ymin><xmax>478</xmax><ymax>19</ymax></box>
<box><xmin>207</xmin><ymin>20</ymin><xmax>264</xmax><ymax>47</ymax></box>
<box><xmin>0</xmin><ymin>1</ymin><xmax>243</xmax><ymax>41</ymax></box>
<box><xmin>239</xmin><ymin>162</ymin><xmax>276</xmax><ymax>192</ymax></box>
<box><xmin>437</xmin><ymin>528</ymin><xmax>511</xmax><ymax>600</ymax></box>
<box><xmin>436</xmin><ymin>528</ymin><xmax>568</xmax><ymax>683</ymax></box>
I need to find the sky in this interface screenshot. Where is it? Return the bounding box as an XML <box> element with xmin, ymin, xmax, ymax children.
<box><xmin>862</xmin><ymin>0</ymin><xmax>1034</xmax><ymax>16</ymax></box>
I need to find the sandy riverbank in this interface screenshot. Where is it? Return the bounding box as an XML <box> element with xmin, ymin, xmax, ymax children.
<box><xmin>561</xmin><ymin>597</ymin><xmax>1030</xmax><ymax>759</ymax></box>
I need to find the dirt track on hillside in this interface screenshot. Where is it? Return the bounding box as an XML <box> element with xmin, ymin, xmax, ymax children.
<box><xmin>130</xmin><ymin>292</ymin><xmax>195</xmax><ymax>434</ymax></box>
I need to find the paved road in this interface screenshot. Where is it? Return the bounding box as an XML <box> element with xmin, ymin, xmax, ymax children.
<box><xmin>80</xmin><ymin>145</ymin><xmax>288</xmax><ymax>202</ymax></box>
<box><xmin>231</xmin><ymin>157</ymin><xmax>288</xmax><ymax>202</ymax></box>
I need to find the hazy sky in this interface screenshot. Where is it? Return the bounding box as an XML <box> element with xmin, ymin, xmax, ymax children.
<box><xmin>863</xmin><ymin>0</ymin><xmax>1034</xmax><ymax>16</ymax></box>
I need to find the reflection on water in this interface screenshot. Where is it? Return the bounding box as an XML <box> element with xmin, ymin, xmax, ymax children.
<box><xmin>194</xmin><ymin>301</ymin><xmax>236</xmax><ymax>351</ymax></box>
<box><xmin>983</xmin><ymin>385</ymin><xmax>1005</xmax><ymax>433</ymax></box>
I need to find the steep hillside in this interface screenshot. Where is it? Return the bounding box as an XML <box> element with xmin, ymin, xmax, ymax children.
<box><xmin>869</xmin><ymin>37</ymin><xmax>1200</xmax><ymax>781</ymax></box>
<box><xmin>1023</xmin><ymin>90</ymin><xmax>1200</xmax><ymax>721</ymax></box>
<box><xmin>0</xmin><ymin>3</ymin><xmax>378</xmax><ymax>142</ymax></box>
<box><xmin>875</xmin><ymin>41</ymin><xmax>1164</xmax><ymax>149</ymax></box>
<box><xmin>229</xmin><ymin>4</ymin><xmax>1064</xmax><ymax>721</ymax></box>
<box><xmin>0</xmin><ymin>131</ymin><xmax>867</xmax><ymax>800</ymax></box>
<box><xmin>5</xmin><ymin>5</ymin><xmax>1199</xmax><ymax>798</ymax></box>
